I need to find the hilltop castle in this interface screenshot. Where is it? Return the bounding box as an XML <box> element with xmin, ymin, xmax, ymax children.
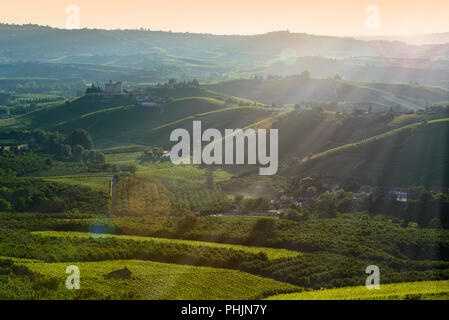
<box><xmin>103</xmin><ymin>80</ymin><xmax>123</xmax><ymax>97</ymax></box>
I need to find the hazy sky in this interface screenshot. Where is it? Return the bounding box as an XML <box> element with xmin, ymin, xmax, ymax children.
<box><xmin>1</xmin><ymin>0</ymin><xmax>449</xmax><ymax>36</ymax></box>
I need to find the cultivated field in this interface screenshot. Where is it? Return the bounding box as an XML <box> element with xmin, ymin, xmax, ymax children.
<box><xmin>32</xmin><ymin>231</ymin><xmax>301</xmax><ymax>260</ymax></box>
<box><xmin>266</xmin><ymin>280</ymin><xmax>449</xmax><ymax>300</ymax></box>
<box><xmin>19</xmin><ymin>259</ymin><xmax>300</xmax><ymax>300</ymax></box>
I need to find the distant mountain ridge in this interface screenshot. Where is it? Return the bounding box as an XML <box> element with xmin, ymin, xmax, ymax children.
<box><xmin>356</xmin><ymin>32</ymin><xmax>449</xmax><ymax>45</ymax></box>
<box><xmin>1</xmin><ymin>24</ymin><xmax>448</xmax><ymax>63</ymax></box>
<box><xmin>1</xmin><ymin>24</ymin><xmax>449</xmax><ymax>86</ymax></box>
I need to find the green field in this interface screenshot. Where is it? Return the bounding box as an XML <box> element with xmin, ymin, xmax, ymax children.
<box><xmin>42</xmin><ymin>175</ymin><xmax>111</xmax><ymax>192</ymax></box>
<box><xmin>19</xmin><ymin>259</ymin><xmax>300</xmax><ymax>300</ymax></box>
<box><xmin>266</xmin><ymin>280</ymin><xmax>449</xmax><ymax>300</ymax></box>
<box><xmin>32</xmin><ymin>231</ymin><xmax>301</xmax><ymax>260</ymax></box>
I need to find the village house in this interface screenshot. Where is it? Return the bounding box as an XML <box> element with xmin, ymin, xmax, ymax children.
<box><xmin>134</xmin><ymin>91</ymin><xmax>167</xmax><ymax>108</ymax></box>
<box><xmin>373</xmin><ymin>187</ymin><xmax>409</xmax><ymax>202</ymax></box>
<box><xmin>162</xmin><ymin>150</ymin><xmax>171</xmax><ymax>159</ymax></box>
<box><xmin>391</xmin><ymin>190</ymin><xmax>408</xmax><ymax>202</ymax></box>
<box><xmin>275</xmin><ymin>194</ymin><xmax>315</xmax><ymax>210</ymax></box>
<box><xmin>1</xmin><ymin>144</ymin><xmax>29</xmax><ymax>151</ymax></box>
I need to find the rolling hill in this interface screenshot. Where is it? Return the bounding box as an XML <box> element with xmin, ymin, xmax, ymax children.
<box><xmin>16</xmin><ymin>258</ymin><xmax>300</xmax><ymax>300</ymax></box>
<box><xmin>0</xmin><ymin>91</ymin><xmax>272</xmax><ymax>148</ymax></box>
<box><xmin>266</xmin><ymin>56</ymin><xmax>449</xmax><ymax>87</ymax></box>
<box><xmin>205</xmin><ymin>78</ymin><xmax>449</xmax><ymax>109</ymax></box>
<box><xmin>285</xmin><ymin>119</ymin><xmax>449</xmax><ymax>187</ymax></box>
<box><xmin>2</xmin><ymin>25</ymin><xmax>449</xmax><ymax>88</ymax></box>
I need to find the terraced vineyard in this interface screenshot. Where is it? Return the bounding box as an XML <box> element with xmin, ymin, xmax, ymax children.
<box><xmin>42</xmin><ymin>175</ymin><xmax>111</xmax><ymax>193</ymax></box>
<box><xmin>266</xmin><ymin>281</ymin><xmax>449</xmax><ymax>300</ymax></box>
<box><xmin>18</xmin><ymin>259</ymin><xmax>300</xmax><ymax>300</ymax></box>
<box><xmin>32</xmin><ymin>231</ymin><xmax>301</xmax><ymax>260</ymax></box>
<box><xmin>305</xmin><ymin>118</ymin><xmax>449</xmax><ymax>162</ymax></box>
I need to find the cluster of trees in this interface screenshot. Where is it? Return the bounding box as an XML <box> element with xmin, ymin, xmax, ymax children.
<box><xmin>289</xmin><ymin>176</ymin><xmax>324</xmax><ymax>198</ymax></box>
<box><xmin>236</xmin><ymin>196</ymin><xmax>273</xmax><ymax>213</ymax></box>
<box><xmin>285</xmin><ymin>175</ymin><xmax>449</xmax><ymax>229</ymax></box>
<box><xmin>85</xmin><ymin>84</ymin><xmax>102</xmax><ymax>95</ymax></box>
<box><xmin>0</xmin><ymin>178</ymin><xmax>108</xmax><ymax>213</ymax></box>
<box><xmin>198</xmin><ymin>195</ymin><xmax>273</xmax><ymax>217</ymax></box>
<box><xmin>364</xmin><ymin>187</ymin><xmax>449</xmax><ymax>229</ymax></box>
<box><xmin>187</xmin><ymin>199</ymin><xmax>230</xmax><ymax>216</ymax></box>
<box><xmin>0</xmin><ymin>77</ymin><xmax>83</xmax><ymax>97</ymax></box>
<box><xmin>1</xmin><ymin>102</ymin><xmax>44</xmax><ymax>115</ymax></box>
<box><xmin>288</xmin><ymin>182</ymin><xmax>449</xmax><ymax>229</ymax></box>
<box><xmin>0</xmin><ymin>129</ymin><xmax>105</xmax><ymax>164</ymax></box>
<box><xmin>279</xmin><ymin>208</ymin><xmax>310</xmax><ymax>222</ymax></box>
<box><xmin>0</xmin><ymin>95</ymin><xmax>64</xmax><ymax>116</ymax></box>
<box><xmin>0</xmin><ymin>149</ymin><xmax>50</xmax><ymax>177</ymax></box>
<box><xmin>0</xmin><ymin>92</ymin><xmax>11</xmax><ymax>105</ymax></box>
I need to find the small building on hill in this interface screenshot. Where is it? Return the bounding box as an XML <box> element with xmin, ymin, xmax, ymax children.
<box><xmin>106</xmin><ymin>266</ymin><xmax>132</xmax><ymax>280</ymax></box>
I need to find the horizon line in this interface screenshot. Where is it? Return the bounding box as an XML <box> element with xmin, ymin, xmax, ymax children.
<box><xmin>1</xmin><ymin>22</ymin><xmax>449</xmax><ymax>40</ymax></box>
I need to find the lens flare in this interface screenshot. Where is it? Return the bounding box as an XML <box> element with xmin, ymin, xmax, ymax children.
<box><xmin>88</xmin><ymin>215</ymin><xmax>115</xmax><ymax>241</ymax></box>
<box><xmin>279</xmin><ymin>48</ymin><xmax>297</xmax><ymax>66</ymax></box>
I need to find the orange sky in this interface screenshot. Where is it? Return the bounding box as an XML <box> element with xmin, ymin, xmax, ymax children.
<box><xmin>1</xmin><ymin>0</ymin><xmax>449</xmax><ymax>36</ymax></box>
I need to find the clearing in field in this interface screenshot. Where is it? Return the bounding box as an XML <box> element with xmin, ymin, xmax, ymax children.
<box><xmin>20</xmin><ymin>259</ymin><xmax>300</xmax><ymax>300</ymax></box>
<box><xmin>265</xmin><ymin>280</ymin><xmax>449</xmax><ymax>300</ymax></box>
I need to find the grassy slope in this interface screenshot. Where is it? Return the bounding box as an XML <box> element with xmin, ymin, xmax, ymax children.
<box><xmin>205</xmin><ymin>78</ymin><xmax>449</xmax><ymax>109</ymax></box>
<box><xmin>287</xmin><ymin>118</ymin><xmax>449</xmax><ymax>187</ymax></box>
<box><xmin>49</xmin><ymin>96</ymin><xmax>230</xmax><ymax>144</ymax></box>
<box><xmin>32</xmin><ymin>231</ymin><xmax>301</xmax><ymax>260</ymax></box>
<box><xmin>18</xmin><ymin>259</ymin><xmax>300</xmax><ymax>300</ymax></box>
<box><xmin>0</xmin><ymin>93</ymin><xmax>272</xmax><ymax>148</ymax></box>
<box><xmin>266</xmin><ymin>280</ymin><xmax>449</xmax><ymax>300</ymax></box>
